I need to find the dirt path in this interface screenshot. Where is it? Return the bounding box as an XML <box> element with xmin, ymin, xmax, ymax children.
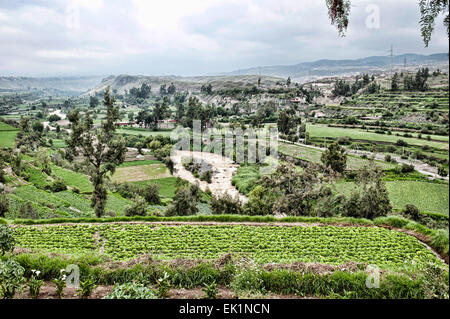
<box><xmin>171</xmin><ymin>150</ymin><xmax>248</xmax><ymax>203</ymax></box>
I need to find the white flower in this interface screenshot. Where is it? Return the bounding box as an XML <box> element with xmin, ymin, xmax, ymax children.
<box><xmin>35</xmin><ymin>271</ymin><xmax>41</xmax><ymax>276</ymax></box>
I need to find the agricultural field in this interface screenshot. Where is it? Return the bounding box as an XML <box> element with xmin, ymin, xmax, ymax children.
<box><xmin>12</xmin><ymin>223</ymin><xmax>444</xmax><ymax>270</ymax></box>
<box><xmin>307</xmin><ymin>124</ymin><xmax>449</xmax><ymax>150</ymax></box>
<box><xmin>0</xmin><ymin>121</ymin><xmax>19</xmax><ymax>147</ymax></box>
<box><xmin>335</xmin><ymin>181</ymin><xmax>449</xmax><ymax>216</ymax></box>
<box><xmin>112</xmin><ymin>163</ymin><xmax>171</xmax><ymax>183</ymax></box>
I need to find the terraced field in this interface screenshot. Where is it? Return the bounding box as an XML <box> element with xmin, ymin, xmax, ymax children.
<box><xmin>279</xmin><ymin>142</ymin><xmax>396</xmax><ymax>170</ymax></box>
<box><xmin>336</xmin><ymin>181</ymin><xmax>449</xmax><ymax>216</ymax></box>
<box><xmin>0</xmin><ymin>121</ymin><xmax>19</xmax><ymax>147</ymax></box>
<box><xmin>12</xmin><ymin>223</ymin><xmax>444</xmax><ymax>270</ymax></box>
<box><xmin>306</xmin><ymin>124</ymin><xmax>449</xmax><ymax>150</ymax></box>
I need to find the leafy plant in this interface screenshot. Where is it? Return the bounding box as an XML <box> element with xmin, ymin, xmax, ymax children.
<box><xmin>104</xmin><ymin>282</ymin><xmax>157</xmax><ymax>299</ymax></box>
<box><xmin>52</xmin><ymin>269</ymin><xmax>67</xmax><ymax>298</ymax></box>
<box><xmin>156</xmin><ymin>272</ymin><xmax>172</xmax><ymax>298</ymax></box>
<box><xmin>0</xmin><ymin>258</ymin><xmax>25</xmax><ymax>299</ymax></box>
<box><xmin>0</xmin><ymin>225</ymin><xmax>15</xmax><ymax>256</ymax></box>
<box><xmin>202</xmin><ymin>281</ymin><xmax>219</xmax><ymax>299</ymax></box>
<box><xmin>77</xmin><ymin>277</ymin><xmax>97</xmax><ymax>299</ymax></box>
<box><xmin>28</xmin><ymin>269</ymin><xmax>44</xmax><ymax>299</ymax></box>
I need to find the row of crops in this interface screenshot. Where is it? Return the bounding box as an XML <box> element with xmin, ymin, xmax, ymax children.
<box><xmin>13</xmin><ymin>224</ymin><xmax>445</xmax><ymax>270</ymax></box>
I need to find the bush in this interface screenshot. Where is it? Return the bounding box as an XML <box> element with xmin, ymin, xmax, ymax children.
<box><xmin>125</xmin><ymin>195</ymin><xmax>148</xmax><ymax>217</ymax></box>
<box><xmin>49</xmin><ymin>179</ymin><xmax>67</xmax><ymax>192</ymax></box>
<box><xmin>211</xmin><ymin>193</ymin><xmax>243</xmax><ymax>215</ymax></box>
<box><xmin>437</xmin><ymin>166</ymin><xmax>448</xmax><ymax>178</ymax></box>
<box><xmin>104</xmin><ymin>283</ymin><xmax>157</xmax><ymax>299</ymax></box>
<box><xmin>0</xmin><ymin>194</ymin><xmax>8</xmax><ymax>218</ymax></box>
<box><xmin>165</xmin><ymin>185</ymin><xmax>198</xmax><ymax>216</ymax></box>
<box><xmin>396</xmin><ymin>139</ymin><xmax>408</xmax><ymax>147</ymax></box>
<box><xmin>0</xmin><ymin>225</ymin><xmax>15</xmax><ymax>256</ymax></box>
<box><xmin>77</xmin><ymin>277</ymin><xmax>97</xmax><ymax>299</ymax></box>
<box><xmin>141</xmin><ymin>184</ymin><xmax>160</xmax><ymax>205</ymax></box>
<box><xmin>0</xmin><ymin>258</ymin><xmax>25</xmax><ymax>298</ymax></box>
<box><xmin>404</xmin><ymin>204</ymin><xmax>420</xmax><ymax>221</ymax></box>
<box><xmin>401</xmin><ymin>164</ymin><xmax>415</xmax><ymax>174</ymax></box>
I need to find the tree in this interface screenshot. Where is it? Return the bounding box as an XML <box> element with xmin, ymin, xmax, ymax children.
<box><xmin>167</xmin><ymin>83</ymin><xmax>176</xmax><ymax>94</ymax></box>
<box><xmin>67</xmin><ymin>87</ymin><xmax>126</xmax><ymax>217</ymax></box>
<box><xmin>332</xmin><ymin>79</ymin><xmax>351</xmax><ymax>97</ymax></box>
<box><xmin>165</xmin><ymin>184</ymin><xmax>199</xmax><ymax>216</ymax></box>
<box><xmin>15</xmin><ymin>117</ymin><xmax>43</xmax><ymax>150</ymax></box>
<box><xmin>151</xmin><ymin>99</ymin><xmax>169</xmax><ymax>130</ymax></box>
<box><xmin>0</xmin><ymin>194</ymin><xmax>8</xmax><ymax>218</ymax></box>
<box><xmin>211</xmin><ymin>193</ymin><xmax>243</xmax><ymax>215</ymax></box>
<box><xmin>159</xmin><ymin>84</ymin><xmax>167</xmax><ymax>96</ymax></box>
<box><xmin>286</xmin><ymin>76</ymin><xmax>291</xmax><ymax>87</ymax></box>
<box><xmin>391</xmin><ymin>72</ymin><xmax>400</xmax><ymax>91</ymax></box>
<box><xmin>343</xmin><ymin>161</ymin><xmax>392</xmax><ymax>219</ymax></box>
<box><xmin>48</xmin><ymin>114</ymin><xmax>61</xmax><ymax>122</ymax></box>
<box><xmin>326</xmin><ymin>0</ymin><xmax>449</xmax><ymax>46</ymax></box>
<box><xmin>89</xmin><ymin>96</ymin><xmax>99</xmax><ymax>108</ymax></box>
<box><xmin>321</xmin><ymin>142</ymin><xmax>347</xmax><ymax>173</ymax></box>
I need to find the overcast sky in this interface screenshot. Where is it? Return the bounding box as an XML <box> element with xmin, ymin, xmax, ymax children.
<box><xmin>0</xmin><ymin>0</ymin><xmax>448</xmax><ymax>77</ymax></box>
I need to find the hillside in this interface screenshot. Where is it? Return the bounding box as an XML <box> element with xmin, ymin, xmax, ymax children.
<box><xmin>0</xmin><ymin>76</ymin><xmax>105</xmax><ymax>95</ymax></box>
<box><xmin>86</xmin><ymin>74</ymin><xmax>283</xmax><ymax>96</ymax></box>
<box><xmin>222</xmin><ymin>53</ymin><xmax>449</xmax><ymax>79</ymax></box>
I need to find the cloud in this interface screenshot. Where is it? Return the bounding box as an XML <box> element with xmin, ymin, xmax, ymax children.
<box><xmin>0</xmin><ymin>0</ymin><xmax>447</xmax><ymax>76</ymax></box>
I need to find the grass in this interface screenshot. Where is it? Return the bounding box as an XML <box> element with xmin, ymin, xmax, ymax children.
<box><xmin>133</xmin><ymin>177</ymin><xmax>178</xmax><ymax>198</ymax></box>
<box><xmin>50</xmin><ymin>165</ymin><xmax>93</xmax><ymax>193</ymax></box>
<box><xmin>111</xmin><ymin>164</ymin><xmax>170</xmax><ymax>183</ymax></box>
<box><xmin>307</xmin><ymin>124</ymin><xmax>449</xmax><ymax>150</ymax></box>
<box><xmin>116</xmin><ymin>128</ymin><xmax>173</xmax><ymax>137</ymax></box>
<box><xmin>232</xmin><ymin>164</ymin><xmax>261</xmax><ymax>195</ymax></box>
<box><xmin>0</xmin><ymin>121</ymin><xmax>19</xmax><ymax>147</ymax></box>
<box><xmin>0</xmin><ymin>131</ymin><xmax>18</xmax><ymax>147</ymax></box>
<box><xmin>336</xmin><ymin>181</ymin><xmax>449</xmax><ymax>216</ymax></box>
<box><xmin>279</xmin><ymin>142</ymin><xmax>395</xmax><ymax>170</ymax></box>
<box><xmin>119</xmin><ymin>160</ymin><xmax>163</xmax><ymax>167</ymax></box>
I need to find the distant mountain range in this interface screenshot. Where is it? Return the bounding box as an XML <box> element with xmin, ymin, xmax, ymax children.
<box><xmin>0</xmin><ymin>76</ymin><xmax>104</xmax><ymax>95</ymax></box>
<box><xmin>221</xmin><ymin>53</ymin><xmax>449</xmax><ymax>79</ymax></box>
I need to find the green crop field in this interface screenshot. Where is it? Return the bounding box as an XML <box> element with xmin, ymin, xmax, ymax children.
<box><xmin>133</xmin><ymin>177</ymin><xmax>178</xmax><ymax>198</ymax></box>
<box><xmin>307</xmin><ymin>124</ymin><xmax>449</xmax><ymax>150</ymax></box>
<box><xmin>336</xmin><ymin>181</ymin><xmax>449</xmax><ymax>216</ymax></box>
<box><xmin>0</xmin><ymin>131</ymin><xmax>18</xmax><ymax>147</ymax></box>
<box><xmin>119</xmin><ymin>160</ymin><xmax>163</xmax><ymax>167</ymax></box>
<box><xmin>13</xmin><ymin>223</ymin><xmax>444</xmax><ymax>270</ymax></box>
<box><xmin>50</xmin><ymin>165</ymin><xmax>93</xmax><ymax>193</ymax></box>
<box><xmin>116</xmin><ymin>128</ymin><xmax>173</xmax><ymax>137</ymax></box>
<box><xmin>112</xmin><ymin>163</ymin><xmax>170</xmax><ymax>183</ymax></box>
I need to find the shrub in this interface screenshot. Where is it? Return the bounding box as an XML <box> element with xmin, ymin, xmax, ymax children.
<box><xmin>203</xmin><ymin>281</ymin><xmax>219</xmax><ymax>299</ymax></box>
<box><xmin>141</xmin><ymin>184</ymin><xmax>160</xmax><ymax>204</ymax></box>
<box><xmin>52</xmin><ymin>269</ymin><xmax>67</xmax><ymax>298</ymax></box>
<box><xmin>437</xmin><ymin>165</ymin><xmax>448</xmax><ymax>178</ymax></box>
<box><xmin>0</xmin><ymin>194</ymin><xmax>8</xmax><ymax>218</ymax></box>
<box><xmin>320</xmin><ymin>142</ymin><xmax>347</xmax><ymax>173</ymax></box>
<box><xmin>104</xmin><ymin>283</ymin><xmax>157</xmax><ymax>299</ymax></box>
<box><xmin>125</xmin><ymin>195</ymin><xmax>148</xmax><ymax>217</ymax></box>
<box><xmin>396</xmin><ymin>139</ymin><xmax>408</xmax><ymax>147</ymax></box>
<box><xmin>0</xmin><ymin>225</ymin><xmax>15</xmax><ymax>256</ymax></box>
<box><xmin>0</xmin><ymin>259</ymin><xmax>25</xmax><ymax>298</ymax></box>
<box><xmin>401</xmin><ymin>164</ymin><xmax>415</xmax><ymax>174</ymax></box>
<box><xmin>404</xmin><ymin>204</ymin><xmax>420</xmax><ymax>221</ymax></box>
<box><xmin>211</xmin><ymin>193</ymin><xmax>243</xmax><ymax>215</ymax></box>
<box><xmin>77</xmin><ymin>277</ymin><xmax>97</xmax><ymax>299</ymax></box>
<box><xmin>49</xmin><ymin>179</ymin><xmax>67</xmax><ymax>192</ymax></box>
<box><xmin>156</xmin><ymin>272</ymin><xmax>172</xmax><ymax>298</ymax></box>
<box><xmin>165</xmin><ymin>185</ymin><xmax>198</xmax><ymax>216</ymax></box>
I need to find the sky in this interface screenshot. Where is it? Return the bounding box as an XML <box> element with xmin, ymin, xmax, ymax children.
<box><xmin>0</xmin><ymin>0</ymin><xmax>448</xmax><ymax>77</ymax></box>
